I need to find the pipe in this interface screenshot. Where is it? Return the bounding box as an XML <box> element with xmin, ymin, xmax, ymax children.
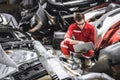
<box><xmin>78</xmin><ymin>72</ymin><xmax>115</xmax><ymax>80</ymax></box>
<box><xmin>33</xmin><ymin>40</ymin><xmax>71</xmax><ymax>80</ymax></box>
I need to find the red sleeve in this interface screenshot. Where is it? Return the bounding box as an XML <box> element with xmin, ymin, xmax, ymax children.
<box><xmin>89</xmin><ymin>25</ymin><xmax>95</xmax><ymax>44</ymax></box>
<box><xmin>64</xmin><ymin>24</ymin><xmax>73</xmax><ymax>39</ymax></box>
<box><xmin>64</xmin><ymin>24</ymin><xmax>74</xmax><ymax>44</ymax></box>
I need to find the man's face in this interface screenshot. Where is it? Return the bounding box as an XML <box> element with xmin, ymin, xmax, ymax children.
<box><xmin>75</xmin><ymin>19</ymin><xmax>85</xmax><ymax>29</ymax></box>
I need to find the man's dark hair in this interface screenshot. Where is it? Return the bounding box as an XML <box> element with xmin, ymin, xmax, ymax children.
<box><xmin>73</xmin><ymin>12</ymin><xmax>84</xmax><ymax>22</ymax></box>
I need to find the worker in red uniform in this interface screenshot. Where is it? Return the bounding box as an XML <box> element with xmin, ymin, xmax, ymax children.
<box><xmin>60</xmin><ymin>12</ymin><xmax>95</xmax><ymax>59</ymax></box>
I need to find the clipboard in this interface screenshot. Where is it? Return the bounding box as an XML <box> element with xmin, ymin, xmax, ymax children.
<box><xmin>73</xmin><ymin>42</ymin><xmax>94</xmax><ymax>53</ymax></box>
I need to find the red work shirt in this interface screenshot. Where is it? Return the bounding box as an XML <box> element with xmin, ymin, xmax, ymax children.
<box><xmin>64</xmin><ymin>21</ymin><xmax>95</xmax><ymax>44</ymax></box>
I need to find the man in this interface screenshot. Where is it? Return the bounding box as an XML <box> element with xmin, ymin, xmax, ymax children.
<box><xmin>60</xmin><ymin>12</ymin><xmax>95</xmax><ymax>59</ymax></box>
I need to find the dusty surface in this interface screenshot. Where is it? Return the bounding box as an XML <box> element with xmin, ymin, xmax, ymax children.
<box><xmin>37</xmin><ymin>75</ymin><xmax>52</xmax><ymax>80</ymax></box>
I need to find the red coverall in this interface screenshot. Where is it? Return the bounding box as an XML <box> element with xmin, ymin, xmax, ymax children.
<box><xmin>60</xmin><ymin>21</ymin><xmax>95</xmax><ymax>59</ymax></box>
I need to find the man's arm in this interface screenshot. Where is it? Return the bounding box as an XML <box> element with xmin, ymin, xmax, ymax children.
<box><xmin>64</xmin><ymin>24</ymin><xmax>84</xmax><ymax>45</ymax></box>
<box><xmin>64</xmin><ymin>38</ymin><xmax>84</xmax><ymax>45</ymax></box>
